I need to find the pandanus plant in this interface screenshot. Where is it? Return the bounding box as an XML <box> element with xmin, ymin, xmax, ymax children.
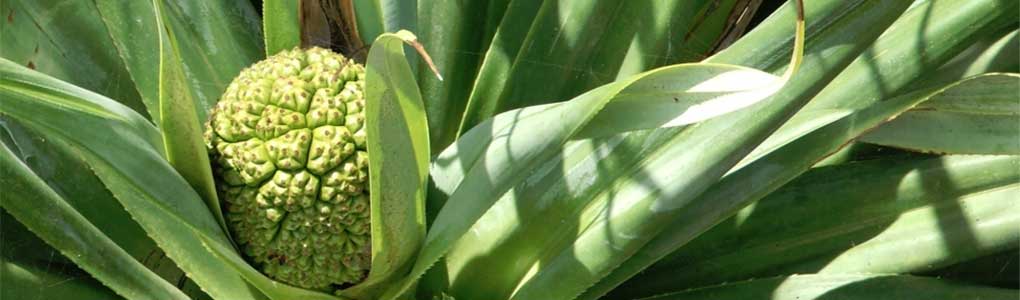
<box><xmin>1</xmin><ymin>0</ymin><xmax>1017</xmax><ymax>299</ymax></box>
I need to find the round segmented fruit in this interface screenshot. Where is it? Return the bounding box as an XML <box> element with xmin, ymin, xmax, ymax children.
<box><xmin>205</xmin><ymin>47</ymin><xmax>370</xmax><ymax>290</ymax></box>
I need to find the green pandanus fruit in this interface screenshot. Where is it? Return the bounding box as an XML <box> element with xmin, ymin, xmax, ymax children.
<box><xmin>205</xmin><ymin>47</ymin><xmax>370</xmax><ymax>290</ymax></box>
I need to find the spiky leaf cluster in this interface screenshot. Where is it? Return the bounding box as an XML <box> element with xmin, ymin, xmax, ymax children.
<box><xmin>205</xmin><ymin>47</ymin><xmax>370</xmax><ymax>290</ymax></box>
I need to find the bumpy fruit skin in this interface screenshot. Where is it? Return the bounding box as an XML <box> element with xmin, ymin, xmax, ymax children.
<box><xmin>205</xmin><ymin>47</ymin><xmax>370</xmax><ymax>290</ymax></box>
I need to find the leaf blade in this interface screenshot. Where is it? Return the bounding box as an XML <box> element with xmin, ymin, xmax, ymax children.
<box><xmin>339</xmin><ymin>31</ymin><xmax>430</xmax><ymax>299</ymax></box>
<box><xmin>641</xmin><ymin>274</ymin><xmax>1016</xmax><ymax>300</ymax></box>
<box><xmin>153</xmin><ymin>0</ymin><xmax>225</xmax><ymax>235</ymax></box>
<box><xmin>1</xmin><ymin>139</ymin><xmax>189</xmax><ymax>300</ymax></box>
<box><xmin>264</xmin><ymin>0</ymin><xmax>301</xmax><ymax>55</ymax></box>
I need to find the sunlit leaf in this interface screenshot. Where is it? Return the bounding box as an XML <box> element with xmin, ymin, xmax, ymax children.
<box><xmin>339</xmin><ymin>31</ymin><xmax>430</xmax><ymax>299</ymax></box>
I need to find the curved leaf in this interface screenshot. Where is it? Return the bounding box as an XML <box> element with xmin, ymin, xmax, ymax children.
<box><xmin>397</xmin><ymin>2</ymin><xmax>809</xmax><ymax>297</ymax></box>
<box><xmin>148</xmin><ymin>0</ymin><xmax>264</xmax><ymax>121</ymax></box>
<box><xmin>574</xmin><ymin>65</ymin><xmax>780</xmax><ymax>139</ymax></box>
<box><xmin>153</xmin><ymin>0</ymin><xmax>224</xmax><ymax>233</ymax></box>
<box><xmin>389</xmin><ymin>70</ymin><xmax>626</xmax><ymax>300</ymax></box>
<box><xmin>510</xmin><ymin>0</ymin><xmax>909</xmax><ymax>297</ymax></box>
<box><xmin>585</xmin><ymin>0</ymin><xmax>1020</xmax><ymax>296</ymax></box>
<box><xmin>339</xmin><ymin>31</ymin><xmax>430</xmax><ymax>299</ymax></box>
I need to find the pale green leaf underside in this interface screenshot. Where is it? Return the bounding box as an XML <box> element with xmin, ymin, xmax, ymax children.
<box><xmin>860</xmin><ymin>73</ymin><xmax>1020</xmax><ymax>154</ymax></box>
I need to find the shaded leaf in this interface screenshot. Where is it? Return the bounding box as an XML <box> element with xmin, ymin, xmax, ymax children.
<box><xmin>1</xmin><ymin>139</ymin><xmax>189</xmax><ymax>299</ymax></box>
<box><xmin>614</xmin><ymin>155</ymin><xmax>1019</xmax><ymax>297</ymax></box>
<box><xmin>455</xmin><ymin>1</ymin><xmax>763</xmax><ymax>145</ymax></box>
<box><xmin>0</xmin><ymin>117</ymin><xmax>196</xmax><ymax>291</ymax></box>
<box><xmin>1</xmin><ymin>254</ymin><xmax>123</xmax><ymax>300</ymax></box>
<box><xmin>640</xmin><ymin>274</ymin><xmax>1015</xmax><ymax>300</ymax></box>
<box><xmin>0</xmin><ymin>0</ymin><xmax>147</xmax><ymax>116</ymax></box>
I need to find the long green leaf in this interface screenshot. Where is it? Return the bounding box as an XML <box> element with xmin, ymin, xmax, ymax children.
<box><xmin>424</xmin><ymin>68</ymin><xmax>802</xmax><ymax>295</ymax></box>
<box><xmin>639</xmin><ymin>274</ymin><xmax>1016</xmax><ymax>300</ymax></box>
<box><xmin>813</xmin><ymin>29</ymin><xmax>1020</xmax><ymax>167</ymax></box>
<box><xmin>407</xmin><ymin>38</ymin><xmax>800</xmax><ymax>298</ymax></box>
<box><xmin>585</xmin><ymin>79</ymin><xmax>940</xmax><ymax>300</ymax></box>
<box><xmin>408</xmin><ymin>2</ymin><xmax>843</xmax><ymax>298</ymax></box>
<box><xmin>1</xmin><ymin>141</ymin><xmax>188</xmax><ymax>299</ymax></box>
<box><xmin>339</xmin><ymin>31</ymin><xmax>430</xmax><ymax>300</ymax></box>
<box><xmin>263</xmin><ymin>0</ymin><xmax>301</xmax><ymax>55</ymax></box>
<box><xmin>1</xmin><ymin>210</ymin><xmax>72</xmax><ymax>267</ymax></box>
<box><xmin>0</xmin><ymin>118</ymin><xmax>198</xmax><ymax>292</ymax></box>
<box><xmin>860</xmin><ymin>74</ymin><xmax>1019</xmax><ymax>154</ymax></box>
<box><xmin>153</xmin><ymin>0</ymin><xmax>224</xmax><ymax>233</ymax></box>
<box><xmin>435</xmin><ymin>0</ymin><xmax>879</xmax><ymax>293</ymax></box>
<box><xmin>497</xmin><ymin>1</ymin><xmax>911</xmax><ymax>299</ymax></box>
<box><xmin>584</xmin><ymin>0</ymin><xmax>1020</xmax><ymax>296</ymax></box>
<box><xmin>390</xmin><ymin>67</ymin><xmax>627</xmax><ymax>300</ymax></box>
<box><xmin>911</xmin><ymin>29</ymin><xmax>1018</xmax><ymax>91</ymax></box>
<box><xmin>791</xmin><ymin>185</ymin><xmax>1019</xmax><ymax>273</ymax></box>
<box><xmin>613</xmin><ymin>155</ymin><xmax>1019</xmax><ymax>297</ymax></box>
<box><xmin>777</xmin><ymin>0</ymin><xmax>1018</xmax><ymax>113</ymax></box>
<box><xmin>0</xmin><ymin>59</ymin><xmax>342</xmax><ymax>300</ymax></box>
